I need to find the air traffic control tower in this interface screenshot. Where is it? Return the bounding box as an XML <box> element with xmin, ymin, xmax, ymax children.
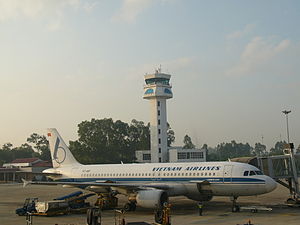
<box><xmin>143</xmin><ymin>69</ymin><xmax>173</xmax><ymax>163</ymax></box>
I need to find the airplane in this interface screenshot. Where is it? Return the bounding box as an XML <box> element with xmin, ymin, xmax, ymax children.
<box><xmin>25</xmin><ymin>128</ymin><xmax>277</xmax><ymax>212</ymax></box>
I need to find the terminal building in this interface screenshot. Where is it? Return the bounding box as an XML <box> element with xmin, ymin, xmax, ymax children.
<box><xmin>136</xmin><ymin>69</ymin><xmax>206</xmax><ymax>163</ymax></box>
<box><xmin>0</xmin><ymin>158</ymin><xmax>52</xmax><ymax>182</ymax></box>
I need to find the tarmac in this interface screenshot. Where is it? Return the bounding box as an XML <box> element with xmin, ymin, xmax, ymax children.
<box><xmin>1</xmin><ymin>183</ymin><xmax>300</xmax><ymax>225</ymax></box>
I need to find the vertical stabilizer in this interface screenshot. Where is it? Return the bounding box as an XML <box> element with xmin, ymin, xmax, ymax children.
<box><xmin>47</xmin><ymin>128</ymin><xmax>81</xmax><ymax>168</ymax></box>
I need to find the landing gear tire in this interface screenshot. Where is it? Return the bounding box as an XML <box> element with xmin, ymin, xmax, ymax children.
<box><xmin>154</xmin><ymin>210</ymin><xmax>163</xmax><ymax>224</ymax></box>
<box><xmin>130</xmin><ymin>203</ymin><xmax>136</xmax><ymax>211</ymax></box>
<box><xmin>232</xmin><ymin>205</ymin><xmax>240</xmax><ymax>212</ymax></box>
<box><xmin>123</xmin><ymin>202</ymin><xmax>136</xmax><ymax>212</ymax></box>
<box><xmin>287</xmin><ymin>198</ymin><xmax>297</xmax><ymax>205</ymax></box>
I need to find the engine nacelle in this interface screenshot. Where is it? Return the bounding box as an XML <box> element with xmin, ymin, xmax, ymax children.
<box><xmin>184</xmin><ymin>183</ymin><xmax>213</xmax><ymax>202</ymax></box>
<box><xmin>136</xmin><ymin>189</ymin><xmax>168</xmax><ymax>209</ymax></box>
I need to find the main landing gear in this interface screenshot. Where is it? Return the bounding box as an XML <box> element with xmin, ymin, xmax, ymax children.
<box><xmin>95</xmin><ymin>193</ymin><xmax>118</xmax><ymax>210</ymax></box>
<box><xmin>123</xmin><ymin>201</ymin><xmax>136</xmax><ymax>212</ymax></box>
<box><xmin>231</xmin><ymin>196</ymin><xmax>240</xmax><ymax>212</ymax></box>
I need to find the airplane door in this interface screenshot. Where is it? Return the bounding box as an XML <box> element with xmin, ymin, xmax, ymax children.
<box><xmin>223</xmin><ymin>165</ymin><xmax>233</xmax><ymax>183</ymax></box>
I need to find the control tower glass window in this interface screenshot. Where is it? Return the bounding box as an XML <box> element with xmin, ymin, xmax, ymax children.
<box><xmin>145</xmin><ymin>78</ymin><xmax>169</xmax><ymax>85</ymax></box>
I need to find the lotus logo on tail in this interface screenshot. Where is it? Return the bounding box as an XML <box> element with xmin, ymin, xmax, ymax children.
<box><xmin>53</xmin><ymin>137</ymin><xmax>66</xmax><ymax>164</ymax></box>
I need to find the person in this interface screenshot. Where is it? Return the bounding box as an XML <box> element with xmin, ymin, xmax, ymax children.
<box><xmin>197</xmin><ymin>202</ymin><xmax>203</xmax><ymax>216</ymax></box>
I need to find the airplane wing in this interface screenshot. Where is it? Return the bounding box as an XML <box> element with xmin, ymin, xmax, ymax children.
<box><xmin>189</xmin><ymin>180</ymin><xmax>210</xmax><ymax>185</ymax></box>
<box><xmin>22</xmin><ymin>179</ymin><xmax>170</xmax><ymax>191</ymax></box>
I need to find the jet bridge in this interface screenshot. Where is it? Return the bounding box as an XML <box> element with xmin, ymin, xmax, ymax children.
<box><xmin>232</xmin><ymin>144</ymin><xmax>300</xmax><ymax>205</ymax></box>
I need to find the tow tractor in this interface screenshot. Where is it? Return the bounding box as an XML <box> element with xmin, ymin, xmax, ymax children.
<box><xmin>16</xmin><ymin>198</ymin><xmax>38</xmax><ymax>216</ymax></box>
<box><xmin>16</xmin><ymin>191</ymin><xmax>95</xmax><ymax>216</ymax></box>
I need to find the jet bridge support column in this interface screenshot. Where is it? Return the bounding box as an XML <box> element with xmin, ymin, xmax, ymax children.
<box><xmin>286</xmin><ymin>144</ymin><xmax>300</xmax><ymax>204</ymax></box>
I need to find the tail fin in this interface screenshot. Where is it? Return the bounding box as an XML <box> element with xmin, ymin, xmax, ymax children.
<box><xmin>47</xmin><ymin>128</ymin><xmax>81</xmax><ymax>168</ymax></box>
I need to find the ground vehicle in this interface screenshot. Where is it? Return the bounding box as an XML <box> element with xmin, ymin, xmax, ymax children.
<box><xmin>16</xmin><ymin>198</ymin><xmax>38</xmax><ymax>216</ymax></box>
<box><xmin>16</xmin><ymin>191</ymin><xmax>94</xmax><ymax>216</ymax></box>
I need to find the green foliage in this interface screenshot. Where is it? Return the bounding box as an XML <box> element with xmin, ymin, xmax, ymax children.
<box><xmin>0</xmin><ymin>143</ymin><xmax>14</xmax><ymax>165</ymax></box>
<box><xmin>27</xmin><ymin>133</ymin><xmax>50</xmax><ymax>160</ymax></box>
<box><xmin>167</xmin><ymin>123</ymin><xmax>175</xmax><ymax>147</ymax></box>
<box><xmin>69</xmin><ymin>118</ymin><xmax>175</xmax><ymax>164</ymax></box>
<box><xmin>0</xmin><ymin>143</ymin><xmax>35</xmax><ymax>165</ymax></box>
<box><xmin>183</xmin><ymin>134</ymin><xmax>195</xmax><ymax>149</ymax></box>
<box><xmin>0</xmin><ymin>118</ymin><xmax>175</xmax><ymax>165</ymax></box>
<box><xmin>253</xmin><ymin>142</ymin><xmax>267</xmax><ymax>156</ymax></box>
<box><xmin>215</xmin><ymin>140</ymin><xmax>252</xmax><ymax>161</ymax></box>
<box><xmin>129</xmin><ymin>119</ymin><xmax>150</xmax><ymax>151</ymax></box>
<box><xmin>206</xmin><ymin>152</ymin><xmax>219</xmax><ymax>161</ymax></box>
<box><xmin>69</xmin><ymin>118</ymin><xmax>148</xmax><ymax>164</ymax></box>
<box><xmin>12</xmin><ymin>143</ymin><xmax>35</xmax><ymax>158</ymax></box>
<box><xmin>269</xmin><ymin>141</ymin><xmax>287</xmax><ymax>156</ymax></box>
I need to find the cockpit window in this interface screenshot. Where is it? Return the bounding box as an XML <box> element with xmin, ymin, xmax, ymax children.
<box><xmin>255</xmin><ymin>170</ymin><xmax>263</xmax><ymax>175</ymax></box>
<box><xmin>243</xmin><ymin>171</ymin><xmax>249</xmax><ymax>176</ymax></box>
<box><xmin>249</xmin><ymin>171</ymin><xmax>256</xmax><ymax>176</ymax></box>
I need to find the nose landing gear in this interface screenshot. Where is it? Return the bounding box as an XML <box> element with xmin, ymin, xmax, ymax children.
<box><xmin>231</xmin><ymin>196</ymin><xmax>240</xmax><ymax>212</ymax></box>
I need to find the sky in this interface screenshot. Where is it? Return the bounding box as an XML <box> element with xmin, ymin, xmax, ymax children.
<box><xmin>0</xmin><ymin>0</ymin><xmax>299</xmax><ymax>150</ymax></box>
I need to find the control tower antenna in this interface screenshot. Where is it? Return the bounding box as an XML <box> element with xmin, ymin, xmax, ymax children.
<box><xmin>143</xmin><ymin>70</ymin><xmax>173</xmax><ymax>163</ymax></box>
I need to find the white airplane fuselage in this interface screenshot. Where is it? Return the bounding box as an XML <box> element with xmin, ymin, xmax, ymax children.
<box><xmin>44</xmin><ymin>161</ymin><xmax>276</xmax><ymax>199</ymax></box>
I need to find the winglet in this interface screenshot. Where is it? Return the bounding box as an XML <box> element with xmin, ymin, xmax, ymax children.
<box><xmin>22</xmin><ymin>178</ymin><xmax>30</xmax><ymax>188</ymax></box>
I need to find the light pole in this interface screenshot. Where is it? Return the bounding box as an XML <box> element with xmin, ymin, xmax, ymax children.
<box><xmin>282</xmin><ymin>110</ymin><xmax>291</xmax><ymax>143</ymax></box>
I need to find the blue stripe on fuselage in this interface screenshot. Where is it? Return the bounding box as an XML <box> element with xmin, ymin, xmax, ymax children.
<box><xmin>55</xmin><ymin>177</ymin><xmax>265</xmax><ymax>184</ymax></box>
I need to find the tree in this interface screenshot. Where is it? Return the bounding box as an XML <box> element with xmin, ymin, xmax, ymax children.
<box><xmin>269</xmin><ymin>141</ymin><xmax>287</xmax><ymax>156</ymax></box>
<box><xmin>129</xmin><ymin>119</ymin><xmax>150</xmax><ymax>151</ymax></box>
<box><xmin>201</xmin><ymin>144</ymin><xmax>208</xmax><ymax>150</ymax></box>
<box><xmin>0</xmin><ymin>143</ymin><xmax>36</xmax><ymax>165</ymax></box>
<box><xmin>183</xmin><ymin>135</ymin><xmax>195</xmax><ymax>149</ymax></box>
<box><xmin>69</xmin><ymin>118</ymin><xmax>134</xmax><ymax>164</ymax></box>
<box><xmin>27</xmin><ymin>133</ymin><xmax>51</xmax><ymax>160</ymax></box>
<box><xmin>216</xmin><ymin>140</ymin><xmax>252</xmax><ymax>161</ymax></box>
<box><xmin>0</xmin><ymin>143</ymin><xmax>14</xmax><ymax>165</ymax></box>
<box><xmin>12</xmin><ymin>144</ymin><xmax>35</xmax><ymax>159</ymax></box>
<box><xmin>253</xmin><ymin>142</ymin><xmax>267</xmax><ymax>156</ymax></box>
<box><xmin>2</xmin><ymin>143</ymin><xmax>13</xmax><ymax>151</ymax></box>
<box><xmin>207</xmin><ymin>151</ymin><xmax>219</xmax><ymax>161</ymax></box>
<box><xmin>167</xmin><ymin>123</ymin><xmax>175</xmax><ymax>147</ymax></box>
<box><xmin>69</xmin><ymin>118</ymin><xmax>176</xmax><ymax>164</ymax></box>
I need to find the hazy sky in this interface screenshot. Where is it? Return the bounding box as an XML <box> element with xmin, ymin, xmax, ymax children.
<box><xmin>0</xmin><ymin>0</ymin><xmax>299</xmax><ymax>150</ymax></box>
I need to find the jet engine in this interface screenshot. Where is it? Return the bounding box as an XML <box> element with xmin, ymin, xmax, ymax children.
<box><xmin>184</xmin><ymin>182</ymin><xmax>213</xmax><ymax>201</ymax></box>
<box><xmin>136</xmin><ymin>189</ymin><xmax>168</xmax><ymax>209</ymax></box>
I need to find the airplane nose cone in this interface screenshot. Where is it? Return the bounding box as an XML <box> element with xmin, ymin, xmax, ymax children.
<box><xmin>265</xmin><ymin>176</ymin><xmax>277</xmax><ymax>193</ymax></box>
